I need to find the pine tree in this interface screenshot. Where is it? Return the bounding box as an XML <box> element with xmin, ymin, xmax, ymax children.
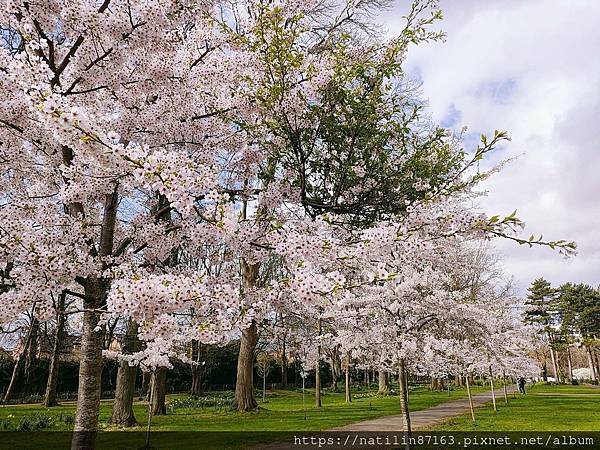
<box><xmin>524</xmin><ymin>278</ymin><xmax>561</xmax><ymax>381</ymax></box>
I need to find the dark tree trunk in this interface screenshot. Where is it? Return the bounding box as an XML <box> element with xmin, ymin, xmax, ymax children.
<box><xmin>43</xmin><ymin>293</ymin><xmax>66</xmax><ymax>407</ymax></box>
<box><xmin>23</xmin><ymin>319</ymin><xmax>39</xmax><ymax>394</ymax></box>
<box><xmin>190</xmin><ymin>340</ymin><xmax>202</xmax><ymax>396</ymax></box>
<box><xmin>345</xmin><ymin>351</ymin><xmax>352</xmax><ymax>403</ymax></box>
<box><xmin>549</xmin><ymin>341</ymin><xmax>559</xmax><ymax>382</ymax></box>
<box><xmin>3</xmin><ymin>315</ymin><xmax>38</xmax><ymax>403</ymax></box>
<box><xmin>566</xmin><ymin>346</ymin><xmax>573</xmax><ymax>383</ymax></box>
<box><xmin>150</xmin><ymin>367</ymin><xmax>167</xmax><ymax>416</ymax></box>
<box><xmin>315</xmin><ymin>318</ymin><xmax>322</xmax><ymax>408</ymax></box>
<box><xmin>542</xmin><ymin>363</ymin><xmax>548</xmax><ymax>381</ymax></box>
<box><xmin>280</xmin><ymin>338</ymin><xmax>288</xmax><ymax>388</ymax></box>
<box><xmin>233</xmin><ymin>259</ymin><xmax>260</xmax><ymax>411</ymax></box>
<box><xmin>142</xmin><ymin>371</ymin><xmax>151</xmax><ymax>397</ymax></box>
<box><xmin>110</xmin><ymin>319</ymin><xmax>140</xmax><ymax>426</ymax></box>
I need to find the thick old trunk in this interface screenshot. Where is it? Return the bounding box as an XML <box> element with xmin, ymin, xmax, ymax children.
<box><xmin>150</xmin><ymin>367</ymin><xmax>167</xmax><ymax>416</ymax></box>
<box><xmin>431</xmin><ymin>377</ymin><xmax>444</xmax><ymax>391</ymax></box>
<box><xmin>378</xmin><ymin>370</ymin><xmax>390</xmax><ymax>395</ymax></box>
<box><xmin>233</xmin><ymin>258</ymin><xmax>260</xmax><ymax>411</ymax></box>
<box><xmin>43</xmin><ymin>293</ymin><xmax>66</xmax><ymax>407</ymax></box>
<box><xmin>233</xmin><ymin>321</ymin><xmax>258</xmax><ymax>411</ymax></box>
<box><xmin>110</xmin><ymin>319</ymin><xmax>140</xmax><ymax>426</ymax></box>
<box><xmin>71</xmin><ymin>280</ymin><xmax>107</xmax><ymax>450</ymax></box>
<box><xmin>71</xmin><ymin>187</ymin><xmax>118</xmax><ymax>450</ymax></box>
<box><xmin>454</xmin><ymin>374</ymin><xmax>464</xmax><ymax>387</ymax></box>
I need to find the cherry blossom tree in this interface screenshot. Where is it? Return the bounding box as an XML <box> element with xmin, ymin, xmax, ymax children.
<box><xmin>0</xmin><ymin>1</ymin><xmax>576</xmax><ymax>449</ymax></box>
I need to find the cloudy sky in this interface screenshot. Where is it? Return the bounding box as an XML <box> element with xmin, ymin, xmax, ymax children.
<box><xmin>381</xmin><ymin>0</ymin><xmax>600</xmax><ymax>295</ymax></box>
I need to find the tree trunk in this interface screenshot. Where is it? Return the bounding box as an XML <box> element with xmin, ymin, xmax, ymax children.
<box><xmin>588</xmin><ymin>347</ymin><xmax>598</xmax><ymax>381</ymax></box>
<box><xmin>549</xmin><ymin>345</ymin><xmax>559</xmax><ymax>382</ymax></box>
<box><xmin>315</xmin><ymin>317</ymin><xmax>322</xmax><ymax>408</ymax></box>
<box><xmin>233</xmin><ymin>321</ymin><xmax>258</xmax><ymax>411</ymax></box>
<box><xmin>465</xmin><ymin>374</ymin><xmax>476</xmax><ymax>423</ymax></box>
<box><xmin>378</xmin><ymin>370</ymin><xmax>390</xmax><ymax>395</ymax></box>
<box><xmin>43</xmin><ymin>293</ymin><xmax>66</xmax><ymax>407</ymax></box>
<box><xmin>23</xmin><ymin>319</ymin><xmax>39</xmax><ymax>394</ymax></box>
<box><xmin>399</xmin><ymin>359</ymin><xmax>411</xmax><ymax>434</ymax></box>
<box><xmin>71</xmin><ymin>279</ymin><xmax>108</xmax><ymax>450</ymax></box>
<box><xmin>566</xmin><ymin>346</ymin><xmax>573</xmax><ymax>383</ymax></box>
<box><xmin>454</xmin><ymin>374</ymin><xmax>464</xmax><ymax>387</ymax></box>
<box><xmin>280</xmin><ymin>337</ymin><xmax>288</xmax><ymax>388</ymax></box>
<box><xmin>233</xmin><ymin>258</ymin><xmax>260</xmax><ymax>411</ymax></box>
<box><xmin>502</xmin><ymin>370</ymin><xmax>508</xmax><ymax>404</ymax></box>
<box><xmin>190</xmin><ymin>340</ymin><xmax>202</xmax><ymax>397</ymax></box>
<box><xmin>3</xmin><ymin>314</ymin><xmax>38</xmax><ymax>403</ymax></box>
<box><xmin>70</xmin><ymin>185</ymin><xmax>118</xmax><ymax>450</ymax></box>
<box><xmin>345</xmin><ymin>351</ymin><xmax>352</xmax><ymax>403</ymax></box>
<box><xmin>262</xmin><ymin>374</ymin><xmax>266</xmax><ymax>402</ymax></box>
<box><xmin>150</xmin><ymin>367</ymin><xmax>167</xmax><ymax>416</ymax></box>
<box><xmin>489</xmin><ymin>366</ymin><xmax>497</xmax><ymax>412</ymax></box>
<box><xmin>110</xmin><ymin>319</ymin><xmax>140</xmax><ymax>426</ymax></box>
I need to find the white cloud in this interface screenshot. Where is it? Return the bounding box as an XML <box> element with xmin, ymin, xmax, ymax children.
<box><xmin>382</xmin><ymin>0</ymin><xmax>600</xmax><ymax>293</ymax></box>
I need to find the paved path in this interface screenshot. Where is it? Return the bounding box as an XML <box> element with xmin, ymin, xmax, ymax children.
<box><xmin>331</xmin><ymin>387</ymin><xmax>507</xmax><ymax>432</ymax></box>
<box><xmin>254</xmin><ymin>388</ymin><xmax>508</xmax><ymax>449</ymax></box>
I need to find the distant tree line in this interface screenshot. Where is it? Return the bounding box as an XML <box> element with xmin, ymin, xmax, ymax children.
<box><xmin>524</xmin><ymin>278</ymin><xmax>600</xmax><ymax>383</ymax></box>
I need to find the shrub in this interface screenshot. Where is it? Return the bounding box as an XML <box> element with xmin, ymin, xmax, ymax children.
<box><xmin>15</xmin><ymin>413</ymin><xmax>53</xmax><ymax>431</ymax></box>
<box><xmin>57</xmin><ymin>412</ymin><xmax>75</xmax><ymax>425</ymax></box>
<box><xmin>166</xmin><ymin>393</ymin><xmax>235</xmax><ymax>414</ymax></box>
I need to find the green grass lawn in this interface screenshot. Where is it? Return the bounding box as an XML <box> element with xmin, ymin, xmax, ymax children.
<box><xmin>1</xmin><ymin>384</ymin><xmax>596</xmax><ymax>448</ymax></box>
<box><xmin>429</xmin><ymin>383</ymin><xmax>600</xmax><ymax>431</ymax></box>
<box><xmin>0</xmin><ymin>384</ymin><xmax>487</xmax><ymax>449</ymax></box>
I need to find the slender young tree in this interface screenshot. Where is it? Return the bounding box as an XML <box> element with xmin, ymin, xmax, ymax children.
<box><xmin>43</xmin><ymin>293</ymin><xmax>67</xmax><ymax>407</ymax></box>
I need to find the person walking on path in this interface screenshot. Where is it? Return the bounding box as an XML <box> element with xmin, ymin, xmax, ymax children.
<box><xmin>518</xmin><ymin>377</ymin><xmax>526</xmax><ymax>394</ymax></box>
